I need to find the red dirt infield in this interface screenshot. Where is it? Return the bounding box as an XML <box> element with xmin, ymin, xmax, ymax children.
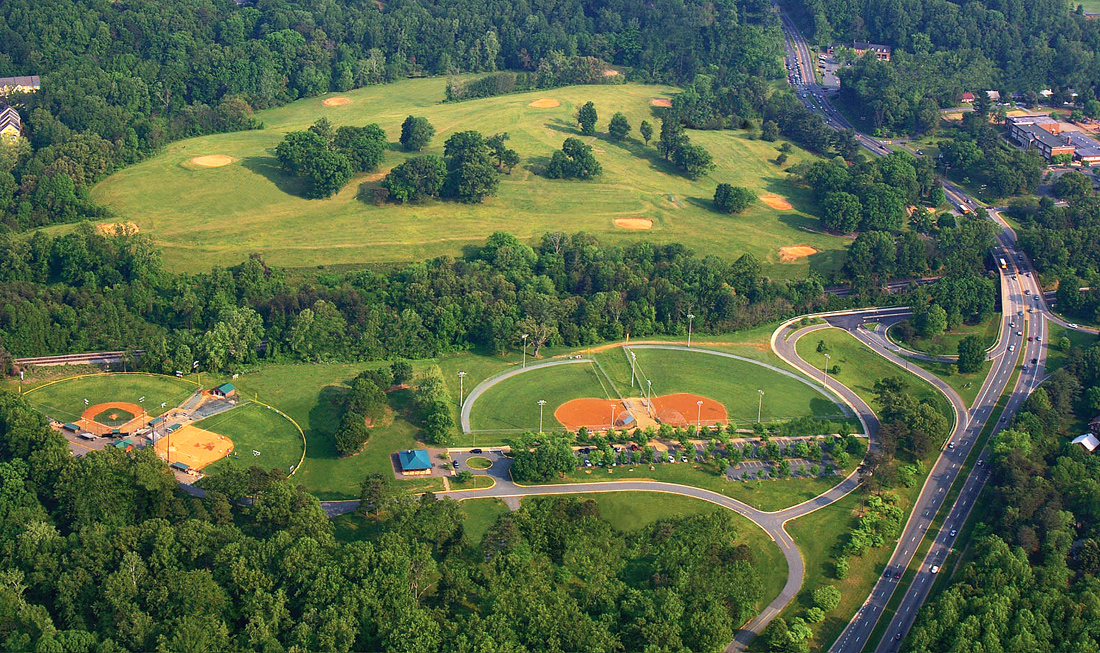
<box><xmin>554</xmin><ymin>393</ymin><xmax>727</xmax><ymax>431</ymax></box>
<box><xmin>78</xmin><ymin>401</ymin><xmax>147</xmax><ymax>436</ymax></box>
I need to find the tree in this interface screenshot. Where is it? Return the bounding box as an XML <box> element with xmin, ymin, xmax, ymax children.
<box><xmin>359</xmin><ymin>473</ymin><xmax>398</xmax><ymax>515</ymax></box>
<box><xmin>919</xmin><ymin>303</ymin><xmax>948</xmax><ymax>338</ymax></box>
<box><xmin>487</xmin><ymin>133</ymin><xmax>520</xmax><ymax>173</ymax></box>
<box><xmin>303</xmin><ymin>148</ymin><xmax>353</xmax><ymax>198</ymax></box>
<box><xmin>576</xmin><ymin>101</ymin><xmax>598</xmax><ymax>136</ymax></box>
<box><xmin>957</xmin><ymin>334</ymin><xmax>985</xmax><ymax>373</ymax></box>
<box><xmin>1052</xmin><ymin>171</ymin><xmax>1092</xmax><ymax>200</ymax></box>
<box><xmin>714</xmin><ymin>183</ymin><xmax>755</xmax><ymax>213</ymax></box>
<box><xmin>657</xmin><ymin>118</ymin><xmax>686</xmax><ymax>160</ymax></box>
<box><xmin>443</xmin><ymin>131</ymin><xmax>500</xmax><ymax>203</ymax></box>
<box><xmin>399</xmin><ymin>116</ymin><xmax>435</xmax><ymax>151</ymax></box>
<box><xmin>761</xmin><ymin>120</ymin><xmax>779</xmax><ymax>141</ymax></box>
<box><xmin>383</xmin><ymin>155</ymin><xmax>446</xmax><ymax>203</ymax></box>
<box><xmin>334</xmin><ymin>410</ymin><xmax>370</xmax><ymax>456</ymax></box>
<box><xmin>391</xmin><ymin>360</ymin><xmax>413</xmax><ymax>385</ymax></box>
<box><xmin>608</xmin><ymin>112</ymin><xmax>630</xmax><ymax>141</ymax></box>
<box><xmin>822</xmin><ymin>191</ymin><xmax>862</xmax><ymax>233</ymax></box>
<box><xmin>545</xmin><ymin>137</ymin><xmax>602</xmax><ymax>179</ymax></box>
<box><xmin>813</xmin><ymin>585</ymin><xmax>842</xmax><ymax>612</ymax></box>
<box><xmin>673</xmin><ymin>143</ymin><xmax>714</xmax><ymax>180</ymax></box>
<box><xmin>639</xmin><ymin>120</ymin><xmax>653</xmax><ymax>145</ymax></box>
<box><xmin>334</xmin><ymin>124</ymin><xmax>386</xmax><ymax>172</ymax></box>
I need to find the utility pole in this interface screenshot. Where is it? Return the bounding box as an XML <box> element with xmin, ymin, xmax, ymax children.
<box><xmin>823</xmin><ymin>353</ymin><xmax>831</xmax><ymax>388</ymax></box>
<box><xmin>687</xmin><ymin>313</ymin><xmax>695</xmax><ymax>347</ymax></box>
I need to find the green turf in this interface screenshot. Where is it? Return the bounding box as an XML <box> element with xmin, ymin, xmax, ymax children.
<box><xmin>887</xmin><ymin>313</ymin><xmax>1001</xmax><ymax>358</ymax></box>
<box><xmin>533</xmin><ymin>491</ymin><xmax>787</xmax><ymax>607</ymax></box>
<box><xmin>1045</xmin><ymin>322</ymin><xmax>1097</xmax><ymax>373</ymax></box>
<box><xmin>23</xmin><ymin>373</ymin><xmax>196</xmax><ymax>424</ymax></box>
<box><xmin>469</xmin><ymin>361</ymin><xmax>612</xmax><ymax>431</ymax></box>
<box><xmin>796</xmin><ymin>329</ymin><xmax>954</xmax><ymax>427</ymax></box>
<box><xmin>87</xmin><ymin>77</ymin><xmax>849</xmax><ymax>278</ymax></box>
<box><xmin>92</xmin><ymin>408</ymin><xmax>134</xmax><ymax>426</ymax></box>
<box><xmin>222</xmin><ymin>362</ymin><xmax>444</xmax><ymax>499</ymax></box>
<box><xmin>459</xmin><ymin>498</ymin><xmax>512</xmax><ymax>544</ymax></box>
<box><xmin>196</xmin><ymin>402</ymin><xmax>304</xmax><ymax>476</ymax></box>
<box><xmin>465</xmin><ymin>456</ymin><xmax>493</xmax><ymax>469</ymax></box>
<box><xmin>622</xmin><ymin>347</ymin><xmax>847</xmax><ymax>422</ymax></box>
<box><xmin>908</xmin><ymin>357</ymin><xmax>991</xmax><ymax>409</ymax></box>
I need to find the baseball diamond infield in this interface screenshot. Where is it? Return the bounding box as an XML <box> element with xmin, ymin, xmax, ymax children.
<box><xmin>555</xmin><ymin>393</ymin><xmax>727</xmax><ymax>431</ymax></box>
<box><xmin>155</xmin><ymin>425</ymin><xmax>234</xmax><ymax>470</ymax></box>
<box><xmin>79</xmin><ymin>402</ymin><xmax>146</xmax><ymax>435</ymax></box>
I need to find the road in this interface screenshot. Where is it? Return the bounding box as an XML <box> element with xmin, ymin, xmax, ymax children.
<box><xmin>772</xmin><ymin>7</ymin><xmax>1069</xmax><ymax>651</ymax></box>
<box><xmin>15</xmin><ymin>350</ymin><xmax>139</xmax><ymax>367</ymax></box>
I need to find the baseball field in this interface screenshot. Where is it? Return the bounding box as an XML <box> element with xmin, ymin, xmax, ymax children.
<box><xmin>88</xmin><ymin>77</ymin><xmax>848</xmax><ymax>279</ymax></box>
<box><xmin>195</xmin><ymin>402</ymin><xmax>304</xmax><ymax>475</ymax></box>
<box><xmin>23</xmin><ymin>373</ymin><xmax>196</xmax><ymax>425</ymax></box>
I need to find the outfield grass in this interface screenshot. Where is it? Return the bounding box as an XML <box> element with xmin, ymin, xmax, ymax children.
<box><xmin>537</xmin><ymin>491</ymin><xmax>787</xmax><ymax>607</ymax></box>
<box><xmin>88</xmin><ymin>77</ymin><xmax>849</xmax><ymax>278</ymax></box>
<box><xmin>887</xmin><ymin>314</ymin><xmax>1001</xmax><ymax>358</ymax></box>
<box><xmin>796</xmin><ymin>329</ymin><xmax>954</xmax><ymax>426</ymax></box>
<box><xmin>621</xmin><ymin>347</ymin><xmax>847</xmax><ymax>422</ymax></box>
<box><xmin>196</xmin><ymin>402</ymin><xmax>304</xmax><ymax>476</ymax></box>
<box><xmin>23</xmin><ymin>372</ymin><xmax>197</xmax><ymax>423</ymax></box>
<box><xmin>469</xmin><ymin>361</ymin><xmax>612</xmax><ymax>431</ymax></box>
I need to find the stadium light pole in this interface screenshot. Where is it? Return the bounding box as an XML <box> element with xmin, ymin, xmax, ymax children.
<box><xmin>647</xmin><ymin>379</ymin><xmax>653</xmax><ymax>417</ymax></box>
<box><xmin>610</xmin><ymin>402</ymin><xmax>617</xmax><ymax>432</ymax></box>
<box><xmin>630</xmin><ymin>351</ymin><xmax>636</xmax><ymax>388</ymax></box>
<box><xmin>697</xmin><ymin>400</ymin><xmax>703</xmax><ymax>427</ymax></box>
<box><xmin>687</xmin><ymin>313</ymin><xmax>695</xmax><ymax>347</ymax></box>
<box><xmin>758</xmin><ymin>389</ymin><xmax>764</xmax><ymax>424</ymax></box>
<box><xmin>521</xmin><ymin>333</ymin><xmax>529</xmax><ymax>368</ymax></box>
<box><xmin>823</xmin><ymin>353</ymin><xmax>831</xmax><ymax>388</ymax></box>
<box><xmin>457</xmin><ymin>371</ymin><xmax>467</xmax><ymax>406</ymax></box>
<box><xmin>537</xmin><ymin>399</ymin><xmax>547</xmax><ymax>434</ymax></box>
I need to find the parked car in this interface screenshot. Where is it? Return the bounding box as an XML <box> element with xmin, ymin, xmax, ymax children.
<box><xmin>470</xmin><ymin>448</ymin><xmax>483</xmax><ymax>454</ymax></box>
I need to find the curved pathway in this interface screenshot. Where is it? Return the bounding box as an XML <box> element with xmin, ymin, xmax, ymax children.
<box><xmin>459</xmin><ymin>358</ymin><xmax>592</xmax><ymax>433</ymax></box>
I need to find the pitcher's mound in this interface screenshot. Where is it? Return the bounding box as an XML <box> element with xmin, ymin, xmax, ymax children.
<box><xmin>761</xmin><ymin>193</ymin><xmax>793</xmax><ymax>210</ymax></box>
<box><xmin>615</xmin><ymin>218</ymin><xmax>653</xmax><ymax>230</ymax></box>
<box><xmin>651</xmin><ymin>98</ymin><xmax>672</xmax><ymax>107</ymax></box>
<box><xmin>190</xmin><ymin>155</ymin><xmax>233</xmax><ymax>168</ymax></box>
<box><xmin>528</xmin><ymin>98</ymin><xmax>560</xmax><ymax>108</ymax></box>
<box><xmin>779</xmin><ymin>246</ymin><xmax>818</xmax><ymax>262</ymax></box>
<box><xmin>323</xmin><ymin>97</ymin><xmax>352</xmax><ymax>107</ymax></box>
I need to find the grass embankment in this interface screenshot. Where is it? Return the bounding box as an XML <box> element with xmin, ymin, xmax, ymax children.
<box><xmin>197</xmin><ymin>402</ymin><xmax>304</xmax><ymax>475</ymax></box>
<box><xmin>89</xmin><ymin>77</ymin><xmax>849</xmax><ymax>278</ymax></box>
<box><xmin>907</xmin><ymin>357</ymin><xmax>990</xmax><ymax>409</ymax></box>
<box><xmin>22</xmin><ymin>372</ymin><xmax>196</xmax><ymax>422</ymax></box>
<box><xmin>887</xmin><ymin>314</ymin><xmax>1001</xmax><ymax>359</ymax></box>
<box><xmin>1045</xmin><ymin>322</ymin><xmax>1097</xmax><ymax>374</ymax></box>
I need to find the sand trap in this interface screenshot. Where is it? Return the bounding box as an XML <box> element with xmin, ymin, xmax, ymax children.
<box><xmin>651</xmin><ymin>98</ymin><xmax>672</xmax><ymax>107</ymax></box>
<box><xmin>323</xmin><ymin>97</ymin><xmax>352</xmax><ymax>107</ymax></box>
<box><xmin>603</xmin><ymin>69</ymin><xmax>621</xmax><ymax>77</ymax></box>
<box><xmin>528</xmin><ymin>98</ymin><xmax>560</xmax><ymax>108</ymax></box>
<box><xmin>761</xmin><ymin>193</ymin><xmax>793</xmax><ymax>210</ymax></box>
<box><xmin>615</xmin><ymin>218</ymin><xmax>653</xmax><ymax>230</ymax></box>
<box><xmin>779</xmin><ymin>246</ymin><xmax>818</xmax><ymax>262</ymax></box>
<box><xmin>96</xmin><ymin>222</ymin><xmax>139</xmax><ymax>236</ymax></box>
<box><xmin>190</xmin><ymin>155</ymin><xmax>233</xmax><ymax>168</ymax></box>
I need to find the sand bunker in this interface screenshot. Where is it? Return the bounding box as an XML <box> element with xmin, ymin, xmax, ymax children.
<box><xmin>761</xmin><ymin>193</ymin><xmax>793</xmax><ymax>210</ymax></box>
<box><xmin>322</xmin><ymin>97</ymin><xmax>352</xmax><ymax>107</ymax></box>
<box><xmin>651</xmin><ymin>98</ymin><xmax>672</xmax><ymax>107</ymax></box>
<box><xmin>603</xmin><ymin>69</ymin><xmax>621</xmax><ymax>77</ymax></box>
<box><xmin>528</xmin><ymin>98</ymin><xmax>560</xmax><ymax>108</ymax></box>
<box><xmin>190</xmin><ymin>155</ymin><xmax>233</xmax><ymax>168</ymax></box>
<box><xmin>96</xmin><ymin>222</ymin><xmax>139</xmax><ymax>236</ymax></box>
<box><xmin>615</xmin><ymin>218</ymin><xmax>653</xmax><ymax>230</ymax></box>
<box><xmin>779</xmin><ymin>246</ymin><xmax>818</xmax><ymax>262</ymax></box>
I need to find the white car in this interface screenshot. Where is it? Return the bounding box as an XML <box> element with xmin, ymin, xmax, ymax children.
<box><xmin>931</xmin><ymin>565</ymin><xmax>940</xmax><ymax>574</ymax></box>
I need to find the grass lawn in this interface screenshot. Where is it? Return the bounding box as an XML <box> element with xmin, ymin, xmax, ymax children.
<box><xmin>538</xmin><ymin>462</ymin><xmax>854</xmax><ymax>512</ymax></box>
<box><xmin>23</xmin><ymin>372</ymin><xmax>197</xmax><ymax>423</ymax></box>
<box><xmin>196</xmin><ymin>402</ymin><xmax>304</xmax><ymax>476</ymax></box>
<box><xmin>615</xmin><ymin>347</ymin><xmax>848</xmax><ymax>422</ymax></box>
<box><xmin>469</xmin><ymin>361</ymin><xmax>611</xmax><ymax>431</ymax></box>
<box><xmin>796</xmin><ymin>329</ymin><xmax>954</xmax><ymax>426</ymax></box>
<box><xmin>87</xmin><ymin>77</ymin><xmax>849</xmax><ymax>279</ymax></box>
<box><xmin>458</xmin><ymin>498</ymin><xmax>512</xmax><ymax>544</ymax></box>
<box><xmin>909</xmin><ymin>357</ymin><xmax>991</xmax><ymax>409</ymax></box>
<box><xmin>221</xmin><ymin>362</ymin><xmax>443</xmax><ymax>499</ymax></box>
<box><xmin>465</xmin><ymin>456</ymin><xmax>493</xmax><ymax>469</ymax></box>
<box><xmin>534</xmin><ymin>491</ymin><xmax>787</xmax><ymax>608</ymax></box>
<box><xmin>1045</xmin><ymin>323</ymin><xmax>1097</xmax><ymax>373</ymax></box>
<box><xmin>887</xmin><ymin>314</ymin><xmax>1001</xmax><ymax>358</ymax></box>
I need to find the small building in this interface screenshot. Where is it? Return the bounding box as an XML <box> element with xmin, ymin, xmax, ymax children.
<box><xmin>961</xmin><ymin>92</ymin><xmax>975</xmax><ymax>103</ymax></box>
<box><xmin>986</xmin><ymin>90</ymin><xmax>1001</xmax><ymax>102</ymax></box>
<box><xmin>1072</xmin><ymin>433</ymin><xmax>1099</xmax><ymax>452</ymax></box>
<box><xmin>170</xmin><ymin>461</ymin><xmax>191</xmax><ymax>473</ymax></box>
<box><xmin>851</xmin><ymin>41</ymin><xmax>892</xmax><ymax>61</ymax></box>
<box><xmin>62</xmin><ymin>422</ymin><xmax>80</xmax><ymax>433</ymax></box>
<box><xmin>149</xmin><ymin>416</ymin><xmax>164</xmax><ymax>427</ymax></box>
<box><xmin>211</xmin><ymin>382</ymin><xmax>238</xmax><ymax>399</ymax></box>
<box><xmin>78</xmin><ymin>432</ymin><xmax>97</xmax><ymax>441</ymax></box>
<box><xmin>0</xmin><ymin>76</ymin><xmax>40</xmax><ymax>96</ymax></box>
<box><xmin>397</xmin><ymin>449</ymin><xmax>432</xmax><ymax>476</ymax></box>
<box><xmin>0</xmin><ymin>104</ymin><xmax>20</xmax><ymax>141</ymax></box>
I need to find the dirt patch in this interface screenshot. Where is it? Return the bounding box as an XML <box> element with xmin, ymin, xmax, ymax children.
<box><xmin>363</xmin><ymin>167</ymin><xmax>392</xmax><ymax>182</ymax></box>
<box><xmin>555</xmin><ymin>398</ymin><xmax>631</xmax><ymax>431</ymax></box>
<box><xmin>651</xmin><ymin>393</ymin><xmax>728</xmax><ymax>427</ymax></box>
<box><xmin>96</xmin><ymin>222</ymin><xmax>139</xmax><ymax>236</ymax></box>
<box><xmin>528</xmin><ymin>98</ymin><xmax>560</xmax><ymax>108</ymax></box>
<box><xmin>614</xmin><ymin>218</ymin><xmax>653</xmax><ymax>230</ymax></box>
<box><xmin>155</xmin><ymin>425</ymin><xmax>233</xmax><ymax>470</ymax></box>
<box><xmin>190</xmin><ymin>155</ymin><xmax>233</xmax><ymax>168</ymax></box>
<box><xmin>650</xmin><ymin>97</ymin><xmax>673</xmax><ymax>107</ymax></box>
<box><xmin>322</xmin><ymin>97</ymin><xmax>352</xmax><ymax>107</ymax></box>
<box><xmin>603</xmin><ymin>69</ymin><xmax>621</xmax><ymax>77</ymax></box>
<box><xmin>760</xmin><ymin>193</ymin><xmax>793</xmax><ymax>210</ymax></box>
<box><xmin>779</xmin><ymin>246</ymin><xmax>818</xmax><ymax>262</ymax></box>
<box><xmin>78</xmin><ymin>402</ymin><xmax>146</xmax><ymax>436</ymax></box>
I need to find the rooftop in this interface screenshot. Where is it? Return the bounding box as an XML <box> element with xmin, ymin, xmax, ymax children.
<box><xmin>1019</xmin><ymin>123</ymin><xmax>1069</xmax><ymax>150</ymax></box>
<box><xmin>852</xmin><ymin>41</ymin><xmax>892</xmax><ymax>53</ymax></box>
<box><xmin>398</xmin><ymin>448</ymin><xmax>432</xmax><ymax>471</ymax></box>
<box><xmin>1072</xmin><ymin>433</ymin><xmax>1099</xmax><ymax>452</ymax></box>
<box><xmin>0</xmin><ymin>75</ymin><xmax>40</xmax><ymax>89</ymax></box>
<box><xmin>1064</xmin><ymin>131</ymin><xmax>1100</xmax><ymax>157</ymax></box>
<box><xmin>215</xmin><ymin>382</ymin><xmax>236</xmax><ymax>393</ymax></box>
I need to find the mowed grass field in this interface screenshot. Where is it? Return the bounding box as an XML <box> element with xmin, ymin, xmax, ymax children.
<box><xmin>468</xmin><ymin>361</ymin><xmax>611</xmax><ymax>431</ymax></box>
<box><xmin>195</xmin><ymin>402</ymin><xmax>304</xmax><ymax>476</ymax></box>
<box><xmin>88</xmin><ymin>77</ymin><xmax>849</xmax><ymax>278</ymax></box>
<box><xmin>23</xmin><ymin>373</ymin><xmax>196</xmax><ymax>423</ymax></box>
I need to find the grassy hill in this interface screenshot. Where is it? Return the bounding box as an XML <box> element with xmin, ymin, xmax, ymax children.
<box><xmin>90</xmin><ymin>77</ymin><xmax>849</xmax><ymax>276</ymax></box>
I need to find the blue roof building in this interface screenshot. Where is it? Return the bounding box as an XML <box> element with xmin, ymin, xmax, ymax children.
<box><xmin>397</xmin><ymin>449</ymin><xmax>432</xmax><ymax>475</ymax></box>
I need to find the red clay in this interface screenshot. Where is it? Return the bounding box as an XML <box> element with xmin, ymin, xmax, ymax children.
<box><xmin>555</xmin><ymin>398</ymin><xmax>630</xmax><ymax>431</ymax></box>
<box><xmin>78</xmin><ymin>401</ymin><xmax>146</xmax><ymax>436</ymax></box>
<box><xmin>555</xmin><ymin>393</ymin><xmax>727</xmax><ymax>431</ymax></box>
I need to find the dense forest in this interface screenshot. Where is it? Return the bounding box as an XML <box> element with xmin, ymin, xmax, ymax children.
<box><xmin>0</xmin><ymin>391</ymin><xmax>766</xmax><ymax>652</ymax></box>
<box><xmin>0</xmin><ymin>227</ymin><xmax>828</xmax><ymax>366</ymax></box>
<box><xmin>0</xmin><ymin>0</ymin><xmax>783</xmax><ymax>229</ymax></box>
<box><xmin>905</xmin><ymin>342</ymin><xmax>1100</xmax><ymax>652</ymax></box>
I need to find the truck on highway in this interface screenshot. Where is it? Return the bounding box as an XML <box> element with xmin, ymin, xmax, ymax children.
<box><xmin>999</xmin><ymin>257</ymin><xmax>1007</xmax><ymax>269</ymax></box>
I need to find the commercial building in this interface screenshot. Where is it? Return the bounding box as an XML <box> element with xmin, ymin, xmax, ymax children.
<box><xmin>1007</xmin><ymin>115</ymin><xmax>1100</xmax><ymax>162</ymax></box>
<box><xmin>1064</xmin><ymin>131</ymin><xmax>1100</xmax><ymax>164</ymax></box>
<box><xmin>828</xmin><ymin>41</ymin><xmax>892</xmax><ymax>61</ymax></box>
